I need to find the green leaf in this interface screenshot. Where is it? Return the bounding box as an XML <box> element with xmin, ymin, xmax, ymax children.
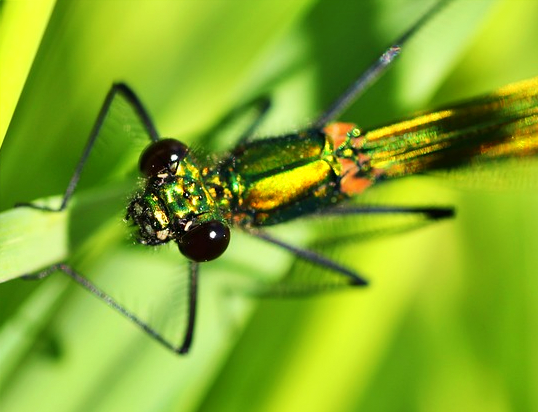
<box><xmin>0</xmin><ymin>199</ymin><xmax>67</xmax><ymax>282</ymax></box>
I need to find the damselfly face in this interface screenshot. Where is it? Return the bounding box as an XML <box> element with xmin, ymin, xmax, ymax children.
<box><xmin>127</xmin><ymin>138</ymin><xmax>230</xmax><ymax>262</ymax></box>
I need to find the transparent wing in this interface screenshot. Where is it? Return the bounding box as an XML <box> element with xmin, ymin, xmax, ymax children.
<box><xmin>75</xmin><ymin>88</ymin><xmax>154</xmax><ymax>191</ymax></box>
<box><xmin>66</xmin><ymin>87</ymin><xmax>157</xmax><ymax>250</ymax></box>
<box><xmin>239</xmin><ymin>206</ymin><xmax>449</xmax><ymax>297</ymax></box>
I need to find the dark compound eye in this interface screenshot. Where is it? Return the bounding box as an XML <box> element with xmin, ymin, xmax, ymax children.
<box><xmin>139</xmin><ymin>138</ymin><xmax>188</xmax><ymax>177</ymax></box>
<box><xmin>178</xmin><ymin>220</ymin><xmax>230</xmax><ymax>262</ymax></box>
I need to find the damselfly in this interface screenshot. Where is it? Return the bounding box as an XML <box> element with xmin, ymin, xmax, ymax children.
<box><xmin>4</xmin><ymin>0</ymin><xmax>538</xmax><ymax>357</ymax></box>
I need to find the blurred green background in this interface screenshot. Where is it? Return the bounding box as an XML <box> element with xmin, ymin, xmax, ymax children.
<box><xmin>0</xmin><ymin>0</ymin><xmax>537</xmax><ymax>411</ymax></box>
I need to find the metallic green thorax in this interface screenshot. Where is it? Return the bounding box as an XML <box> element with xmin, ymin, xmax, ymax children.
<box><xmin>207</xmin><ymin>130</ymin><xmax>346</xmax><ymax>226</ymax></box>
<box><xmin>127</xmin><ymin>151</ymin><xmax>225</xmax><ymax>245</ymax></box>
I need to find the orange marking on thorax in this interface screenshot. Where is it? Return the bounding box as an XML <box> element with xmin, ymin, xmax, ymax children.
<box><xmin>323</xmin><ymin>122</ymin><xmax>382</xmax><ymax>195</ymax></box>
<box><xmin>323</xmin><ymin>122</ymin><xmax>357</xmax><ymax>147</ymax></box>
<box><xmin>339</xmin><ymin>159</ymin><xmax>374</xmax><ymax>194</ymax></box>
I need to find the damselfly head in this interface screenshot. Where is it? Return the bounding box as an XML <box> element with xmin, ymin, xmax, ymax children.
<box><xmin>127</xmin><ymin>138</ymin><xmax>230</xmax><ymax>262</ymax></box>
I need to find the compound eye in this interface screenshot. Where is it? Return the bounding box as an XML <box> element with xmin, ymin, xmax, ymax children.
<box><xmin>178</xmin><ymin>220</ymin><xmax>230</xmax><ymax>262</ymax></box>
<box><xmin>139</xmin><ymin>138</ymin><xmax>188</xmax><ymax>177</ymax></box>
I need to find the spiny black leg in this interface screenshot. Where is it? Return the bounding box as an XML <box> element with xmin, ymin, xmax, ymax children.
<box><xmin>16</xmin><ymin>83</ymin><xmax>159</xmax><ymax>212</ymax></box>
<box><xmin>244</xmin><ymin>228</ymin><xmax>368</xmax><ymax>286</ymax></box>
<box><xmin>179</xmin><ymin>261</ymin><xmax>199</xmax><ymax>354</ymax></box>
<box><xmin>26</xmin><ymin>263</ymin><xmax>194</xmax><ymax>355</ymax></box>
<box><xmin>317</xmin><ymin>205</ymin><xmax>455</xmax><ymax>220</ymax></box>
<box><xmin>313</xmin><ymin>0</ymin><xmax>452</xmax><ymax>127</ymax></box>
